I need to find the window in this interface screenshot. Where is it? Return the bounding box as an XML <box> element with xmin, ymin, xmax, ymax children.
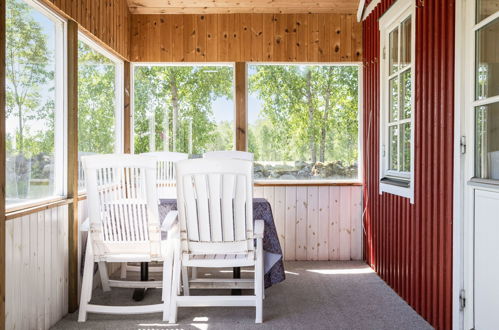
<box><xmin>132</xmin><ymin>64</ymin><xmax>234</xmax><ymax>155</ymax></box>
<box><xmin>78</xmin><ymin>34</ymin><xmax>123</xmax><ymax>190</ymax></box>
<box><xmin>5</xmin><ymin>0</ymin><xmax>65</xmax><ymax>208</ymax></box>
<box><xmin>379</xmin><ymin>0</ymin><xmax>415</xmax><ymax>201</ymax></box>
<box><xmin>474</xmin><ymin>6</ymin><xmax>499</xmax><ymax>180</ymax></box>
<box><xmin>248</xmin><ymin>64</ymin><xmax>360</xmax><ymax>181</ymax></box>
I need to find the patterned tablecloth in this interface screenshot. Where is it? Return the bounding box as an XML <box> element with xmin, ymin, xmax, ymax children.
<box><xmin>159</xmin><ymin>198</ymin><xmax>286</xmax><ymax>288</ymax></box>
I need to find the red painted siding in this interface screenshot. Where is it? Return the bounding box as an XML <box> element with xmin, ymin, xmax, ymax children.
<box><xmin>362</xmin><ymin>1</ymin><xmax>454</xmax><ymax>329</ymax></box>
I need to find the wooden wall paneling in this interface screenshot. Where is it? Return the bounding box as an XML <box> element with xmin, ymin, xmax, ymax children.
<box><xmin>0</xmin><ymin>0</ymin><xmax>5</xmax><ymax>327</ymax></box>
<box><xmin>250</xmin><ymin>14</ymin><xmax>263</xmax><ymax>61</ymax></box>
<box><xmin>284</xmin><ymin>187</ymin><xmax>297</xmax><ymax>260</ymax></box>
<box><xmin>67</xmin><ymin>20</ymin><xmax>79</xmax><ymax>314</ymax></box>
<box><xmin>318</xmin><ymin>14</ymin><xmax>331</xmax><ymax>62</ymax></box>
<box><xmin>235</xmin><ymin>62</ymin><xmax>247</xmax><ymax>151</ymax></box>
<box><xmin>350</xmin><ymin>186</ymin><xmax>362</xmax><ymax>260</ymax></box>
<box><xmin>172</xmin><ymin>15</ymin><xmax>185</xmax><ymax>61</ymax></box>
<box><xmin>263</xmin><ymin>14</ymin><xmax>274</xmax><ymax>61</ymax></box>
<box><xmin>329</xmin><ymin>186</ymin><xmax>340</xmax><ymax>259</ymax></box>
<box><xmin>318</xmin><ymin>186</ymin><xmax>330</xmax><ymax>260</ymax></box>
<box><xmin>273</xmin><ymin>187</ymin><xmax>286</xmax><ymax>256</ymax></box>
<box><xmin>306</xmin><ymin>187</ymin><xmax>319</xmax><ymax>260</ymax></box>
<box><xmin>206</xmin><ymin>15</ymin><xmax>218</xmax><ymax>61</ymax></box>
<box><xmin>149</xmin><ymin>15</ymin><xmax>161</xmax><ymax>61</ymax></box>
<box><xmin>273</xmin><ymin>14</ymin><xmax>286</xmax><ymax>61</ymax></box>
<box><xmin>228</xmin><ymin>14</ymin><xmax>241</xmax><ymax>61</ymax></box>
<box><xmin>184</xmin><ymin>14</ymin><xmax>196</xmax><ymax>61</ymax></box>
<box><xmin>286</xmin><ymin>14</ymin><xmax>297</xmax><ymax>61</ymax></box>
<box><xmin>240</xmin><ymin>14</ymin><xmax>252</xmax><ymax>61</ymax></box>
<box><xmin>295</xmin><ymin>14</ymin><xmax>308</xmax><ymax>61</ymax></box>
<box><xmin>307</xmin><ymin>14</ymin><xmax>319</xmax><ymax>62</ymax></box>
<box><xmin>196</xmin><ymin>15</ymin><xmax>207</xmax><ymax>61</ymax></box>
<box><xmin>218</xmin><ymin>14</ymin><xmax>229</xmax><ymax>61</ymax></box>
<box><xmin>339</xmin><ymin>186</ymin><xmax>351</xmax><ymax>260</ymax></box>
<box><xmin>295</xmin><ymin>186</ymin><xmax>308</xmax><ymax>260</ymax></box>
<box><xmin>330</xmin><ymin>14</ymin><xmax>341</xmax><ymax>61</ymax></box>
<box><xmin>124</xmin><ymin>61</ymin><xmax>131</xmax><ymax>153</ymax></box>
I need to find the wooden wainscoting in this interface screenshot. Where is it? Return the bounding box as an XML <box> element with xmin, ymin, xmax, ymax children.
<box><xmin>5</xmin><ymin>205</ymin><xmax>69</xmax><ymax>330</ymax></box>
<box><xmin>254</xmin><ymin>184</ymin><xmax>362</xmax><ymax>261</ymax></box>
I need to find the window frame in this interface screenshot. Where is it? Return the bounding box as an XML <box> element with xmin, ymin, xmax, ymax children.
<box><xmin>130</xmin><ymin>62</ymin><xmax>236</xmax><ymax>155</ymax></box>
<box><xmin>378</xmin><ymin>0</ymin><xmax>416</xmax><ymax>202</ymax></box>
<box><xmin>247</xmin><ymin>62</ymin><xmax>363</xmax><ymax>184</ymax></box>
<box><xmin>5</xmin><ymin>0</ymin><xmax>68</xmax><ymax>211</ymax></box>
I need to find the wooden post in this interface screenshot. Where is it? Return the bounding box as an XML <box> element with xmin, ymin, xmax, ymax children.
<box><xmin>67</xmin><ymin>20</ymin><xmax>79</xmax><ymax>313</ymax></box>
<box><xmin>124</xmin><ymin>61</ymin><xmax>131</xmax><ymax>154</ymax></box>
<box><xmin>0</xmin><ymin>0</ymin><xmax>6</xmax><ymax>327</ymax></box>
<box><xmin>235</xmin><ymin>62</ymin><xmax>247</xmax><ymax>151</ymax></box>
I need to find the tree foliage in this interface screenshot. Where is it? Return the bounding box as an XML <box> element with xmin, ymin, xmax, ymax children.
<box><xmin>248</xmin><ymin>65</ymin><xmax>359</xmax><ymax>166</ymax></box>
<box><xmin>133</xmin><ymin>66</ymin><xmax>234</xmax><ymax>154</ymax></box>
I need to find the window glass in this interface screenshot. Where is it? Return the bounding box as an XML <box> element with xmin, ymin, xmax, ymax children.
<box><xmin>248</xmin><ymin>64</ymin><xmax>359</xmax><ymax>181</ymax></box>
<box><xmin>401</xmin><ymin>70</ymin><xmax>412</xmax><ymax>119</ymax></box>
<box><xmin>389</xmin><ymin>27</ymin><xmax>399</xmax><ymax>75</ymax></box>
<box><xmin>476</xmin><ymin>0</ymin><xmax>499</xmax><ymax>23</ymax></box>
<box><xmin>78</xmin><ymin>40</ymin><xmax>119</xmax><ymax>190</ymax></box>
<box><xmin>133</xmin><ymin>65</ymin><xmax>234</xmax><ymax>155</ymax></box>
<box><xmin>389</xmin><ymin>77</ymin><xmax>399</xmax><ymax>122</ymax></box>
<box><xmin>5</xmin><ymin>0</ymin><xmax>63</xmax><ymax>206</ymax></box>
<box><xmin>475</xmin><ymin>102</ymin><xmax>499</xmax><ymax>180</ymax></box>
<box><xmin>400</xmin><ymin>18</ymin><xmax>412</xmax><ymax>69</ymax></box>
<box><xmin>475</xmin><ymin>19</ymin><xmax>499</xmax><ymax>100</ymax></box>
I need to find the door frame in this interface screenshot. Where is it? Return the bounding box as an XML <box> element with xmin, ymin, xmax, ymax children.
<box><xmin>457</xmin><ymin>0</ymin><xmax>499</xmax><ymax>329</ymax></box>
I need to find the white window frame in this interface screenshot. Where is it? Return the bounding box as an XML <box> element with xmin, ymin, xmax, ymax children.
<box><xmin>6</xmin><ymin>0</ymin><xmax>67</xmax><ymax>210</ymax></box>
<box><xmin>78</xmin><ymin>32</ymin><xmax>124</xmax><ymax>155</ymax></box>
<box><xmin>378</xmin><ymin>0</ymin><xmax>416</xmax><ymax>202</ymax></box>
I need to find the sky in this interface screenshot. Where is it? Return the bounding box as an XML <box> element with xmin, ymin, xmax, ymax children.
<box><xmin>211</xmin><ymin>93</ymin><xmax>262</xmax><ymax>125</ymax></box>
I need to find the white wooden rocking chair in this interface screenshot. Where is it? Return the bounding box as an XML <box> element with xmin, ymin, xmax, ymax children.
<box><xmin>167</xmin><ymin>158</ymin><xmax>264</xmax><ymax>323</ymax></box>
<box><xmin>120</xmin><ymin>151</ymin><xmax>188</xmax><ymax>279</ymax></box>
<box><xmin>78</xmin><ymin>154</ymin><xmax>178</xmax><ymax>322</ymax></box>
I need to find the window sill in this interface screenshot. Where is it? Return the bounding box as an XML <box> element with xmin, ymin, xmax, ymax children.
<box><xmin>5</xmin><ymin>197</ymin><xmax>71</xmax><ymax>221</ymax></box>
<box><xmin>379</xmin><ymin>178</ymin><xmax>414</xmax><ymax>203</ymax></box>
<box><xmin>254</xmin><ymin>180</ymin><xmax>362</xmax><ymax>187</ymax></box>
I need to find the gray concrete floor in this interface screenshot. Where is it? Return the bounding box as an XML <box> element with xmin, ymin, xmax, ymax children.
<box><xmin>52</xmin><ymin>261</ymin><xmax>433</xmax><ymax>330</ymax></box>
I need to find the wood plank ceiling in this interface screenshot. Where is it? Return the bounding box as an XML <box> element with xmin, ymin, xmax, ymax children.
<box><xmin>127</xmin><ymin>0</ymin><xmax>359</xmax><ymax>14</ymax></box>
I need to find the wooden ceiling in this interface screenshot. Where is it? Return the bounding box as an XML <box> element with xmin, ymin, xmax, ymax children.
<box><xmin>127</xmin><ymin>0</ymin><xmax>359</xmax><ymax>15</ymax></box>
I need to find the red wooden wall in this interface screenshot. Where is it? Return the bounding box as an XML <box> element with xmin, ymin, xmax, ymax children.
<box><xmin>362</xmin><ymin>0</ymin><xmax>454</xmax><ymax>329</ymax></box>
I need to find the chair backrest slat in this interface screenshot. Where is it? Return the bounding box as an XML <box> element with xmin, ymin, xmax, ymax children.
<box><xmin>176</xmin><ymin>159</ymin><xmax>253</xmax><ymax>255</ymax></box>
<box><xmin>83</xmin><ymin>154</ymin><xmax>160</xmax><ymax>257</ymax></box>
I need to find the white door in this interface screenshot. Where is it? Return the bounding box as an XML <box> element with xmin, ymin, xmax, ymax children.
<box><xmin>462</xmin><ymin>1</ymin><xmax>499</xmax><ymax>329</ymax></box>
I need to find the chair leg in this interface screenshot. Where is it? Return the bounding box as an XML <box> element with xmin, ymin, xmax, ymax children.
<box><xmin>162</xmin><ymin>253</ymin><xmax>173</xmax><ymax>321</ymax></box>
<box><xmin>182</xmin><ymin>266</ymin><xmax>190</xmax><ymax>296</ymax></box>
<box><xmin>120</xmin><ymin>262</ymin><xmax>127</xmax><ymax>279</ymax></box>
<box><xmin>78</xmin><ymin>242</ymin><xmax>95</xmax><ymax>322</ymax></box>
<box><xmin>98</xmin><ymin>261</ymin><xmax>111</xmax><ymax>292</ymax></box>
<box><xmin>255</xmin><ymin>238</ymin><xmax>263</xmax><ymax>324</ymax></box>
<box><xmin>169</xmin><ymin>247</ymin><xmax>181</xmax><ymax>324</ymax></box>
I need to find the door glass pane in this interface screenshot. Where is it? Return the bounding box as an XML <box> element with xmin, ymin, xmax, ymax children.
<box><xmin>389</xmin><ymin>125</ymin><xmax>399</xmax><ymax>171</ymax></box>
<box><xmin>389</xmin><ymin>77</ymin><xmax>399</xmax><ymax>122</ymax></box>
<box><xmin>401</xmin><ymin>70</ymin><xmax>412</xmax><ymax>119</ymax></box>
<box><xmin>401</xmin><ymin>122</ymin><xmax>411</xmax><ymax>172</ymax></box>
<box><xmin>6</xmin><ymin>0</ymin><xmax>61</xmax><ymax>206</ymax></box>
<box><xmin>476</xmin><ymin>0</ymin><xmax>499</xmax><ymax>23</ymax></box>
<box><xmin>475</xmin><ymin>18</ymin><xmax>499</xmax><ymax>100</ymax></box>
<box><xmin>400</xmin><ymin>17</ymin><xmax>412</xmax><ymax>69</ymax></box>
<box><xmin>475</xmin><ymin>102</ymin><xmax>499</xmax><ymax>180</ymax></box>
<box><xmin>389</xmin><ymin>27</ymin><xmax>399</xmax><ymax>75</ymax></box>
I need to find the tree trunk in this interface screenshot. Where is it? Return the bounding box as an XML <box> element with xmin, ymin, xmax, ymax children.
<box><xmin>17</xmin><ymin>103</ymin><xmax>23</xmax><ymax>153</ymax></box>
<box><xmin>306</xmin><ymin>70</ymin><xmax>317</xmax><ymax>163</ymax></box>
<box><xmin>170</xmin><ymin>75</ymin><xmax>180</xmax><ymax>152</ymax></box>
<box><xmin>320</xmin><ymin>88</ymin><xmax>331</xmax><ymax>163</ymax></box>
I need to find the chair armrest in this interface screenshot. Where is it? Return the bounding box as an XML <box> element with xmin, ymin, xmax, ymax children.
<box><xmin>80</xmin><ymin>218</ymin><xmax>90</xmax><ymax>232</ymax></box>
<box><xmin>162</xmin><ymin>211</ymin><xmax>178</xmax><ymax>232</ymax></box>
<box><xmin>254</xmin><ymin>219</ymin><xmax>264</xmax><ymax>239</ymax></box>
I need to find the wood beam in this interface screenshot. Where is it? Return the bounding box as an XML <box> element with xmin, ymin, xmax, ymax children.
<box><xmin>0</xmin><ymin>0</ymin><xmax>6</xmax><ymax>327</ymax></box>
<box><xmin>124</xmin><ymin>61</ymin><xmax>131</xmax><ymax>154</ymax></box>
<box><xmin>67</xmin><ymin>19</ymin><xmax>79</xmax><ymax>313</ymax></box>
<box><xmin>235</xmin><ymin>62</ymin><xmax>247</xmax><ymax>152</ymax></box>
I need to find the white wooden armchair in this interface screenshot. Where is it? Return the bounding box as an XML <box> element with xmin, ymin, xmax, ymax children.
<box><xmin>78</xmin><ymin>154</ymin><xmax>178</xmax><ymax>322</ymax></box>
<box><xmin>167</xmin><ymin>158</ymin><xmax>264</xmax><ymax>323</ymax></box>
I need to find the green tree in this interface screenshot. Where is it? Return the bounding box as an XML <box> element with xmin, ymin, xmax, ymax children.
<box><xmin>133</xmin><ymin>66</ymin><xmax>233</xmax><ymax>154</ymax></box>
<box><xmin>6</xmin><ymin>0</ymin><xmax>53</xmax><ymax>155</ymax></box>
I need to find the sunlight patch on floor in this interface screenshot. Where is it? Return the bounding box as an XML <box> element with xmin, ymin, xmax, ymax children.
<box><xmin>306</xmin><ymin>268</ymin><xmax>374</xmax><ymax>275</ymax></box>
